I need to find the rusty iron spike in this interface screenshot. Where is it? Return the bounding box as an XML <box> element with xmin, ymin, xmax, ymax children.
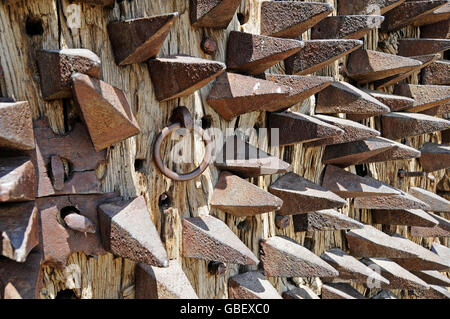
<box><xmin>282</xmin><ymin>287</ymin><xmax>320</xmax><ymax>300</ymax></box>
<box><xmin>228</xmin><ymin>271</ymin><xmax>282</xmax><ymax>299</ymax></box>
<box><xmin>371</xmin><ymin>208</ymin><xmax>439</xmax><ymax>227</ymax></box>
<box><xmin>421</xmin><ymin>19</ymin><xmax>450</xmax><ymax>39</ymax></box>
<box><xmin>355</xmin><ymin>191</ymin><xmax>431</xmax><ymax>210</ymax></box>
<box><xmin>346</xmin><ymin>49</ymin><xmax>422</xmax><ymax>84</ymax></box>
<box><xmin>210</xmin><ymin>172</ymin><xmax>283</xmax><ymax>217</ymax></box>
<box><xmin>98</xmin><ymin>196</ymin><xmax>169</xmax><ymax>267</ymax></box>
<box><xmin>136</xmin><ymin>260</ymin><xmax>198</xmax><ymax>299</ymax></box>
<box><xmin>394</xmin><ymin>83</ymin><xmax>450</xmax><ymax>113</ymax></box>
<box><xmin>411</xmin><ymin>212</ymin><xmax>450</xmax><ymax>238</ymax></box>
<box><xmin>268</xmin><ymin>172</ymin><xmax>346</xmax><ymax>216</ymax></box>
<box><xmin>337</xmin><ymin>0</ymin><xmax>405</xmax><ymax>15</ymax></box>
<box><xmin>0</xmin><ymin>101</ymin><xmax>34</xmax><ymax>151</ymax></box>
<box><xmin>316</xmin><ymin>82</ymin><xmax>390</xmax><ymax>116</ymax></box>
<box><xmin>372</xmin><ymin>290</ymin><xmax>398</xmax><ymax>299</ymax></box>
<box><xmin>362</xmin><ymin>89</ymin><xmax>415</xmax><ymax>112</ymax></box>
<box><xmin>190</xmin><ymin>0</ymin><xmax>241</xmax><ymax>29</ymax></box>
<box><xmin>413</xmin><ymin>2</ymin><xmax>450</xmax><ymax>26</ymax></box>
<box><xmin>361</xmin><ymin>258</ymin><xmax>430</xmax><ymax>290</ymax></box>
<box><xmin>284</xmin><ymin>39</ymin><xmax>363</xmax><ymax>76</ymax></box>
<box><xmin>320</xmin><ymin>248</ymin><xmax>390</xmax><ymax>285</ymax></box>
<box><xmin>292</xmin><ymin>209</ymin><xmax>363</xmax><ymax>232</ymax></box>
<box><xmin>0</xmin><ymin>157</ymin><xmax>36</xmax><ymax>203</ymax></box>
<box><xmin>182</xmin><ymin>215</ymin><xmax>259</xmax><ymax>265</ymax></box>
<box><xmin>408</xmin><ymin>187</ymin><xmax>450</xmax><ymax>212</ymax></box>
<box><xmin>263</xmin><ymin>74</ymin><xmax>333</xmax><ymax>112</ymax></box>
<box><xmin>214</xmin><ymin>135</ymin><xmax>292</xmax><ymax>178</ymax></box>
<box><xmin>36</xmin><ymin>49</ymin><xmax>101</xmax><ymax>100</ymax></box>
<box><xmin>398</xmin><ymin>38</ymin><xmax>450</xmax><ymax>57</ymax></box>
<box><xmin>419</xmin><ymin>142</ymin><xmax>450</xmax><ymax>172</ymax></box>
<box><xmin>260</xmin><ymin>1</ymin><xmax>333</xmax><ymax>38</ymax></box>
<box><xmin>260</xmin><ymin>236</ymin><xmax>339</xmax><ymax>278</ymax></box>
<box><xmin>422</xmin><ymin>60</ymin><xmax>450</xmax><ymax>85</ymax></box>
<box><xmin>72</xmin><ymin>73</ymin><xmax>140</xmax><ymax>152</ymax></box>
<box><xmin>359</xmin><ymin>137</ymin><xmax>421</xmax><ymax>164</ymax></box>
<box><xmin>107</xmin><ymin>13</ymin><xmax>178</xmax><ymax>66</ymax></box>
<box><xmin>63</xmin><ymin>213</ymin><xmax>96</xmax><ymax>234</ymax></box>
<box><xmin>418</xmin><ymin>285</ymin><xmax>450</xmax><ymax>299</ymax></box>
<box><xmin>305</xmin><ymin>115</ymin><xmax>381</xmax><ymax>148</ymax></box>
<box><xmin>321</xmin><ymin>283</ymin><xmax>366</xmax><ymax>299</ymax></box>
<box><xmin>226</xmin><ymin>31</ymin><xmax>304</xmax><ymax>75</ymax></box>
<box><xmin>201</xmin><ymin>36</ymin><xmax>218</xmax><ymax>55</ymax></box>
<box><xmin>413</xmin><ymin>270</ymin><xmax>450</xmax><ymax>286</ymax></box>
<box><xmin>311</xmin><ymin>15</ymin><xmax>384</xmax><ymax>39</ymax></box>
<box><xmin>0</xmin><ymin>202</ymin><xmax>39</xmax><ymax>262</ymax></box>
<box><xmin>206</xmin><ymin>72</ymin><xmax>291</xmax><ymax>121</ymax></box>
<box><xmin>381</xmin><ymin>0</ymin><xmax>448</xmax><ymax>33</ymax></box>
<box><xmin>149</xmin><ymin>55</ymin><xmax>225</xmax><ymax>101</ymax></box>
<box><xmin>268</xmin><ymin>112</ymin><xmax>344</xmax><ymax>147</ymax></box>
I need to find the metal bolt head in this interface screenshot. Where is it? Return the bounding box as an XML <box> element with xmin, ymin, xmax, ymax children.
<box><xmin>208</xmin><ymin>261</ymin><xmax>227</xmax><ymax>275</ymax></box>
<box><xmin>201</xmin><ymin>37</ymin><xmax>218</xmax><ymax>55</ymax></box>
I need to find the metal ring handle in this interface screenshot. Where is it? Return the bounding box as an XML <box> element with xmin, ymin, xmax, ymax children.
<box><xmin>154</xmin><ymin>122</ymin><xmax>213</xmax><ymax>181</ymax></box>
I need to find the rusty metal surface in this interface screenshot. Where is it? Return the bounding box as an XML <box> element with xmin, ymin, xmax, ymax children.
<box><xmin>419</xmin><ymin>142</ymin><xmax>450</xmax><ymax>172</ymax></box>
<box><xmin>409</xmin><ymin>187</ymin><xmax>450</xmax><ymax>212</ymax></box>
<box><xmin>421</xmin><ymin>19</ymin><xmax>450</xmax><ymax>38</ymax></box>
<box><xmin>371</xmin><ymin>209</ymin><xmax>439</xmax><ymax>227</ymax></box>
<box><xmin>413</xmin><ymin>2</ymin><xmax>450</xmax><ymax>26</ymax></box>
<box><xmin>206</xmin><ymin>72</ymin><xmax>291</xmax><ymax>120</ymax></box>
<box><xmin>417</xmin><ymin>285</ymin><xmax>450</xmax><ymax>299</ymax></box>
<box><xmin>354</xmin><ymin>192</ymin><xmax>431</xmax><ymax>210</ymax></box>
<box><xmin>268</xmin><ymin>172</ymin><xmax>346</xmax><ymax>216</ymax></box>
<box><xmin>72</xmin><ymin>73</ymin><xmax>140</xmax><ymax>151</ymax></box>
<box><xmin>37</xmin><ymin>192</ymin><xmax>120</xmax><ymax>269</ymax></box>
<box><xmin>36</xmin><ymin>49</ymin><xmax>101</xmax><ymax>100</ymax></box>
<box><xmin>226</xmin><ymin>31</ymin><xmax>304</xmax><ymax>75</ymax></box>
<box><xmin>63</xmin><ymin>213</ymin><xmax>96</xmax><ymax>234</ymax></box>
<box><xmin>292</xmin><ymin>209</ymin><xmax>363</xmax><ymax>232</ymax></box>
<box><xmin>285</xmin><ymin>40</ymin><xmax>362</xmax><ymax>75</ymax></box>
<box><xmin>311</xmin><ymin>15</ymin><xmax>384</xmax><ymax>39</ymax></box>
<box><xmin>0</xmin><ymin>156</ymin><xmax>36</xmax><ymax>202</ymax></box>
<box><xmin>420</xmin><ymin>103</ymin><xmax>450</xmax><ymax>116</ymax></box>
<box><xmin>321</xmin><ymin>283</ymin><xmax>366</xmax><ymax>299</ymax></box>
<box><xmin>359</xmin><ymin>138</ymin><xmax>421</xmax><ymax>164</ymax></box>
<box><xmin>0</xmin><ymin>101</ymin><xmax>34</xmax><ymax>151</ymax></box>
<box><xmin>275</xmin><ymin>214</ymin><xmax>290</xmax><ymax>229</ymax></box>
<box><xmin>182</xmin><ymin>215</ymin><xmax>258</xmax><ymax>265</ymax></box>
<box><xmin>0</xmin><ymin>202</ymin><xmax>39</xmax><ymax>262</ymax></box>
<box><xmin>411</xmin><ymin>212</ymin><xmax>450</xmax><ymax>237</ymax></box>
<box><xmin>149</xmin><ymin>55</ymin><xmax>225</xmax><ymax>101</ymax></box>
<box><xmin>268</xmin><ymin>112</ymin><xmax>344</xmax><ymax>147</ymax></box>
<box><xmin>98</xmin><ymin>196</ymin><xmax>169</xmax><ymax>267</ymax></box>
<box><xmin>413</xmin><ymin>270</ymin><xmax>450</xmax><ymax>286</ymax></box>
<box><xmin>189</xmin><ymin>0</ymin><xmax>241</xmax><ymax>28</ymax></box>
<box><xmin>363</xmin><ymin>89</ymin><xmax>414</xmax><ymax>112</ymax></box>
<box><xmin>108</xmin><ymin>13</ymin><xmax>178</xmax><ymax>66</ymax></box>
<box><xmin>398</xmin><ymin>38</ymin><xmax>450</xmax><ymax>57</ymax></box>
<box><xmin>50</xmin><ymin>155</ymin><xmax>64</xmax><ymax>191</ymax></box>
<box><xmin>228</xmin><ymin>271</ymin><xmax>282</xmax><ymax>299</ymax></box>
<box><xmin>282</xmin><ymin>287</ymin><xmax>320</xmax><ymax>299</ymax></box>
<box><xmin>422</xmin><ymin>60</ymin><xmax>450</xmax><ymax>85</ymax></box>
<box><xmin>381</xmin><ymin>0</ymin><xmax>447</xmax><ymax>32</ymax></box>
<box><xmin>136</xmin><ymin>260</ymin><xmax>198</xmax><ymax>299</ymax></box>
<box><xmin>337</xmin><ymin>0</ymin><xmax>405</xmax><ymax>15</ymax></box>
<box><xmin>214</xmin><ymin>136</ymin><xmax>291</xmax><ymax>178</ymax></box>
<box><xmin>210</xmin><ymin>172</ymin><xmax>283</xmax><ymax>217</ymax></box>
<box><xmin>201</xmin><ymin>36</ymin><xmax>218</xmax><ymax>55</ymax></box>
<box><xmin>261</xmin><ymin>1</ymin><xmax>333</xmax><ymax>38</ymax></box>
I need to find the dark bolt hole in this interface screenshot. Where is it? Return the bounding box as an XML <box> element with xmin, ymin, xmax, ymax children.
<box><xmin>237</xmin><ymin>13</ymin><xmax>247</xmax><ymax>25</ymax></box>
<box><xmin>55</xmin><ymin>289</ymin><xmax>78</xmax><ymax>299</ymax></box>
<box><xmin>25</xmin><ymin>16</ymin><xmax>44</xmax><ymax>37</ymax></box>
<box><xmin>201</xmin><ymin>115</ymin><xmax>212</xmax><ymax>130</ymax></box>
<box><xmin>158</xmin><ymin>193</ymin><xmax>172</xmax><ymax>211</ymax></box>
<box><xmin>355</xmin><ymin>164</ymin><xmax>368</xmax><ymax>177</ymax></box>
<box><xmin>134</xmin><ymin>159</ymin><xmax>145</xmax><ymax>172</ymax></box>
<box><xmin>57</xmin><ymin>206</ymin><xmax>80</xmax><ymax>226</ymax></box>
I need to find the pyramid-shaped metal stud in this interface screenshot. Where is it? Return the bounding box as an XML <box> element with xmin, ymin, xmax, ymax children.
<box><xmin>210</xmin><ymin>172</ymin><xmax>283</xmax><ymax>217</ymax></box>
<box><xmin>36</xmin><ymin>49</ymin><xmax>101</xmax><ymax>100</ymax></box>
<box><xmin>372</xmin><ymin>290</ymin><xmax>398</xmax><ymax>299</ymax></box>
<box><xmin>261</xmin><ymin>1</ymin><xmax>333</xmax><ymax>38</ymax></box>
<box><xmin>354</xmin><ymin>192</ymin><xmax>431</xmax><ymax>210</ymax></box>
<box><xmin>98</xmin><ymin>196</ymin><xmax>169</xmax><ymax>267</ymax></box>
<box><xmin>0</xmin><ymin>202</ymin><xmax>38</xmax><ymax>262</ymax></box>
<box><xmin>229</xmin><ymin>271</ymin><xmax>282</xmax><ymax>299</ymax></box>
<box><xmin>411</xmin><ymin>212</ymin><xmax>450</xmax><ymax>237</ymax></box>
<box><xmin>346</xmin><ymin>49</ymin><xmax>422</xmax><ymax>84</ymax></box>
<box><xmin>226</xmin><ymin>31</ymin><xmax>304</xmax><ymax>75</ymax></box>
<box><xmin>371</xmin><ymin>209</ymin><xmax>439</xmax><ymax>227</ymax></box>
<box><xmin>149</xmin><ymin>55</ymin><xmax>226</xmax><ymax>101</ymax></box>
<box><xmin>381</xmin><ymin>0</ymin><xmax>448</xmax><ymax>32</ymax></box>
<box><xmin>292</xmin><ymin>209</ymin><xmax>364</xmax><ymax>232</ymax></box>
<box><xmin>263</xmin><ymin>74</ymin><xmax>333</xmax><ymax>112</ymax></box>
<box><xmin>361</xmin><ymin>258</ymin><xmax>430</xmax><ymax>290</ymax></box>
<box><xmin>0</xmin><ymin>101</ymin><xmax>34</xmax><ymax>151</ymax></box>
<box><xmin>283</xmin><ymin>286</ymin><xmax>320</xmax><ymax>299</ymax></box>
<box><xmin>206</xmin><ymin>72</ymin><xmax>291</xmax><ymax>121</ymax></box>
<box><xmin>381</xmin><ymin>112</ymin><xmax>450</xmax><ymax>140</ymax></box>
<box><xmin>320</xmin><ymin>248</ymin><xmax>390</xmax><ymax>285</ymax></box>
<box><xmin>0</xmin><ymin>157</ymin><xmax>36</xmax><ymax>203</ymax></box>
<box><xmin>421</xmin><ymin>19</ymin><xmax>450</xmax><ymax>39</ymax></box>
<box><xmin>214</xmin><ymin>136</ymin><xmax>291</xmax><ymax>178</ymax></box>
<box><xmin>189</xmin><ymin>0</ymin><xmax>241</xmax><ymax>29</ymax></box>
<box><xmin>72</xmin><ymin>73</ymin><xmax>140</xmax><ymax>152</ymax></box>
<box><xmin>311</xmin><ymin>15</ymin><xmax>384</xmax><ymax>39</ymax></box>
<box><xmin>285</xmin><ymin>40</ymin><xmax>363</xmax><ymax>75</ymax></box>
<box><xmin>398</xmin><ymin>38</ymin><xmax>450</xmax><ymax>57</ymax></box>
<box><xmin>422</xmin><ymin>60</ymin><xmax>450</xmax><ymax>85</ymax></box>
<box><xmin>359</xmin><ymin>137</ymin><xmax>421</xmax><ymax>164</ymax></box>
<box><xmin>413</xmin><ymin>270</ymin><xmax>450</xmax><ymax>286</ymax></box>
<box><xmin>269</xmin><ymin>172</ymin><xmax>346</xmax><ymax>216</ymax></box>
<box><xmin>316</xmin><ymin>82</ymin><xmax>390</xmax><ymax>117</ymax></box>
<box><xmin>420</xmin><ymin>103</ymin><xmax>450</xmax><ymax>116</ymax></box>
<box><xmin>321</xmin><ymin>283</ymin><xmax>366</xmax><ymax>299</ymax></box>
<box><xmin>268</xmin><ymin>112</ymin><xmax>344</xmax><ymax>147</ymax></box>
<box><xmin>409</xmin><ymin>187</ymin><xmax>450</xmax><ymax>212</ymax></box>
<box><xmin>305</xmin><ymin>115</ymin><xmax>381</xmax><ymax>148</ymax></box>
<box><xmin>337</xmin><ymin>0</ymin><xmax>405</xmax><ymax>15</ymax></box>
<box><xmin>413</xmin><ymin>2</ymin><xmax>450</xmax><ymax>26</ymax></box>
<box><xmin>107</xmin><ymin>13</ymin><xmax>178</xmax><ymax>66</ymax></box>
<box><xmin>432</xmin><ymin>243</ymin><xmax>450</xmax><ymax>260</ymax></box>
<box><xmin>419</xmin><ymin>142</ymin><xmax>450</xmax><ymax>172</ymax></box>
<box><xmin>182</xmin><ymin>215</ymin><xmax>259</xmax><ymax>265</ymax></box>
<box><xmin>322</xmin><ymin>165</ymin><xmax>400</xmax><ymax>198</ymax></box>
<box><xmin>363</xmin><ymin>89</ymin><xmax>415</xmax><ymax>112</ymax></box>
<box><xmin>260</xmin><ymin>236</ymin><xmax>339</xmax><ymax>278</ymax></box>
<box><xmin>135</xmin><ymin>260</ymin><xmax>198</xmax><ymax>299</ymax></box>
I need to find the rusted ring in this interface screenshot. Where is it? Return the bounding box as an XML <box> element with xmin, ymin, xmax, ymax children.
<box><xmin>154</xmin><ymin>123</ymin><xmax>213</xmax><ymax>181</ymax></box>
